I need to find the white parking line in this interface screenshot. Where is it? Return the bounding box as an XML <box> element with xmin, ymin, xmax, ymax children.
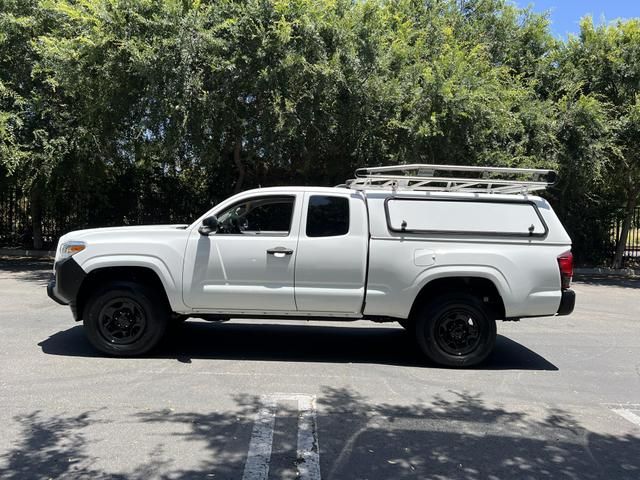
<box><xmin>242</xmin><ymin>394</ymin><xmax>321</xmax><ymax>480</ymax></box>
<box><xmin>297</xmin><ymin>395</ymin><xmax>321</xmax><ymax>480</ymax></box>
<box><xmin>612</xmin><ymin>408</ymin><xmax>640</xmax><ymax>427</ymax></box>
<box><xmin>242</xmin><ymin>398</ymin><xmax>277</xmax><ymax>480</ymax></box>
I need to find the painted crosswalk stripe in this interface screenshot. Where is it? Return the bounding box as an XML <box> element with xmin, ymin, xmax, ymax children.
<box><xmin>241</xmin><ymin>394</ymin><xmax>321</xmax><ymax>480</ymax></box>
<box><xmin>612</xmin><ymin>408</ymin><xmax>640</xmax><ymax>427</ymax></box>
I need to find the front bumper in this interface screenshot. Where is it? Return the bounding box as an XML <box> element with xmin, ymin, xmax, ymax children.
<box><xmin>47</xmin><ymin>257</ymin><xmax>86</xmax><ymax>307</ymax></box>
<box><xmin>47</xmin><ymin>276</ymin><xmax>67</xmax><ymax>305</ymax></box>
<box><xmin>556</xmin><ymin>289</ymin><xmax>575</xmax><ymax>316</ymax></box>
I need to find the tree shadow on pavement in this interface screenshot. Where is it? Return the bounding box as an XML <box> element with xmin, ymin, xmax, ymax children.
<box><xmin>1</xmin><ymin>388</ymin><xmax>638</xmax><ymax>479</ymax></box>
<box><xmin>0</xmin><ymin>411</ymin><xmax>127</xmax><ymax>480</ymax></box>
<box><xmin>0</xmin><ymin>256</ymin><xmax>52</xmax><ymax>284</ymax></box>
<box><xmin>314</xmin><ymin>388</ymin><xmax>640</xmax><ymax>480</ymax></box>
<box><xmin>39</xmin><ymin>321</ymin><xmax>558</xmax><ymax>371</ymax></box>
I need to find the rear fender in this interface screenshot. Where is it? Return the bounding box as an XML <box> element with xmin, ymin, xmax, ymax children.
<box><xmin>411</xmin><ymin>265</ymin><xmax>513</xmax><ymax>316</ymax></box>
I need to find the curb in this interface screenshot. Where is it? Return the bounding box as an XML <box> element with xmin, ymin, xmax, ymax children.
<box><xmin>0</xmin><ymin>248</ymin><xmax>55</xmax><ymax>258</ymax></box>
<box><xmin>574</xmin><ymin>267</ymin><xmax>638</xmax><ymax>277</ymax></box>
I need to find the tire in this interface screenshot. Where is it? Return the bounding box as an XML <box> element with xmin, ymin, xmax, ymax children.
<box><xmin>414</xmin><ymin>293</ymin><xmax>496</xmax><ymax>367</ymax></box>
<box><xmin>83</xmin><ymin>281</ymin><xmax>169</xmax><ymax>356</ymax></box>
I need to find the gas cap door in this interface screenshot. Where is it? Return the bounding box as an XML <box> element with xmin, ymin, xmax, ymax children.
<box><xmin>414</xmin><ymin>249</ymin><xmax>436</xmax><ymax>267</ymax></box>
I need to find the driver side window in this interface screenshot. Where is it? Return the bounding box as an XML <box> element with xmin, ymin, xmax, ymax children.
<box><xmin>216</xmin><ymin>196</ymin><xmax>295</xmax><ymax>236</ymax></box>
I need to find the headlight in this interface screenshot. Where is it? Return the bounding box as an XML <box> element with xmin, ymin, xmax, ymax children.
<box><xmin>59</xmin><ymin>241</ymin><xmax>86</xmax><ymax>260</ymax></box>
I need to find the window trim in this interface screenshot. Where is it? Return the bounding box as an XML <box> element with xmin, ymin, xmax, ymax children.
<box><xmin>305</xmin><ymin>194</ymin><xmax>351</xmax><ymax>238</ymax></box>
<box><xmin>213</xmin><ymin>195</ymin><xmax>296</xmax><ymax>237</ymax></box>
<box><xmin>383</xmin><ymin>196</ymin><xmax>549</xmax><ymax>238</ymax></box>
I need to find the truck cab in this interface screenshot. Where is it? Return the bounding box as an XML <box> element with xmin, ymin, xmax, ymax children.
<box><xmin>182</xmin><ymin>187</ymin><xmax>369</xmax><ymax>315</ymax></box>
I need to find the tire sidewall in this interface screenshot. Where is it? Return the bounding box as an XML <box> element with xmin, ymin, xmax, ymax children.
<box><xmin>84</xmin><ymin>281</ymin><xmax>169</xmax><ymax>356</ymax></box>
<box><xmin>415</xmin><ymin>294</ymin><xmax>496</xmax><ymax>367</ymax></box>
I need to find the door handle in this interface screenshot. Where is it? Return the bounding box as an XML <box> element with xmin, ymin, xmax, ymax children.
<box><xmin>267</xmin><ymin>247</ymin><xmax>294</xmax><ymax>255</ymax></box>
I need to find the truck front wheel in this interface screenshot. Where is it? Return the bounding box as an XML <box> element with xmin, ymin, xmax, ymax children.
<box><xmin>83</xmin><ymin>281</ymin><xmax>169</xmax><ymax>356</ymax></box>
<box><xmin>414</xmin><ymin>293</ymin><xmax>496</xmax><ymax>367</ymax></box>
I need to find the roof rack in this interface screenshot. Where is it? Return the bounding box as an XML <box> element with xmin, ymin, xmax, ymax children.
<box><xmin>344</xmin><ymin>164</ymin><xmax>556</xmax><ymax>194</ymax></box>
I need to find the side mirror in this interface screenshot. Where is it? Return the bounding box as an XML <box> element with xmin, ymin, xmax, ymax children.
<box><xmin>198</xmin><ymin>215</ymin><xmax>219</xmax><ymax>236</ymax></box>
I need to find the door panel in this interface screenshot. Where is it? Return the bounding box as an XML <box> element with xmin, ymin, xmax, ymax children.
<box><xmin>294</xmin><ymin>192</ymin><xmax>368</xmax><ymax>313</ymax></box>
<box><xmin>183</xmin><ymin>194</ymin><xmax>300</xmax><ymax>311</ymax></box>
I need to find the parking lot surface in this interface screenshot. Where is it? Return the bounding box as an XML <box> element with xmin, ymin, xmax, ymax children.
<box><xmin>0</xmin><ymin>257</ymin><xmax>639</xmax><ymax>479</ymax></box>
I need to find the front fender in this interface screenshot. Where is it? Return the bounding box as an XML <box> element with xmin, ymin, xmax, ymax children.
<box><xmin>78</xmin><ymin>254</ymin><xmax>186</xmax><ymax>311</ymax></box>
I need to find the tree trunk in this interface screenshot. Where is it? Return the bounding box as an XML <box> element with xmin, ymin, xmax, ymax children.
<box><xmin>233</xmin><ymin>139</ymin><xmax>245</xmax><ymax>194</ymax></box>
<box><xmin>612</xmin><ymin>197</ymin><xmax>637</xmax><ymax>269</ymax></box>
<box><xmin>30</xmin><ymin>186</ymin><xmax>43</xmax><ymax>250</ymax></box>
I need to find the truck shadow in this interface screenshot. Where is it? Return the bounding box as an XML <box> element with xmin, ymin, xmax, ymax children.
<box><xmin>39</xmin><ymin>321</ymin><xmax>558</xmax><ymax>371</ymax></box>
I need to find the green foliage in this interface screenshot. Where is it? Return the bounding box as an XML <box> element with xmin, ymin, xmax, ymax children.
<box><xmin>549</xmin><ymin>17</ymin><xmax>640</xmax><ymax>264</ymax></box>
<box><xmin>0</xmin><ymin>0</ymin><xmax>639</xmax><ymax>263</ymax></box>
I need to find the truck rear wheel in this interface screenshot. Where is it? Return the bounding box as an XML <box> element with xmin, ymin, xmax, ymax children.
<box><xmin>414</xmin><ymin>293</ymin><xmax>496</xmax><ymax>367</ymax></box>
<box><xmin>83</xmin><ymin>281</ymin><xmax>169</xmax><ymax>356</ymax></box>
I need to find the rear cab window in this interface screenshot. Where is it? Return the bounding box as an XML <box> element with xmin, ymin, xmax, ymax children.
<box><xmin>306</xmin><ymin>195</ymin><xmax>350</xmax><ymax>237</ymax></box>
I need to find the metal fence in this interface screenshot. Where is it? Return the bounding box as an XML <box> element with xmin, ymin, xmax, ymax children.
<box><xmin>0</xmin><ymin>188</ymin><xmax>91</xmax><ymax>249</ymax></box>
<box><xmin>612</xmin><ymin>207</ymin><xmax>640</xmax><ymax>265</ymax></box>
<box><xmin>0</xmin><ymin>188</ymin><xmax>31</xmax><ymax>248</ymax></box>
<box><xmin>1</xmin><ymin>187</ymin><xmax>639</xmax><ymax>266</ymax></box>
<box><xmin>0</xmin><ymin>187</ymin><xmax>214</xmax><ymax>250</ymax></box>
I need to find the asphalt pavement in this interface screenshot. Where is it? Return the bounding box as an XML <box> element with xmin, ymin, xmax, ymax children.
<box><xmin>0</xmin><ymin>256</ymin><xmax>639</xmax><ymax>479</ymax></box>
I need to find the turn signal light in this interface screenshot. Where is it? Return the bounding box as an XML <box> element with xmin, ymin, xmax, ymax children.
<box><xmin>59</xmin><ymin>241</ymin><xmax>86</xmax><ymax>260</ymax></box>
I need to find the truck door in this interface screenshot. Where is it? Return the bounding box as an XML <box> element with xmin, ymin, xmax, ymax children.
<box><xmin>183</xmin><ymin>194</ymin><xmax>300</xmax><ymax>311</ymax></box>
<box><xmin>294</xmin><ymin>192</ymin><xmax>369</xmax><ymax>313</ymax></box>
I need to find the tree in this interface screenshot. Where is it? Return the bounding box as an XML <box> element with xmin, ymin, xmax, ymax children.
<box><xmin>1</xmin><ymin>0</ymin><xmax>638</xmax><ymax>267</ymax></box>
<box><xmin>558</xmin><ymin>18</ymin><xmax>640</xmax><ymax>268</ymax></box>
<box><xmin>1</xmin><ymin>0</ymin><xmax>93</xmax><ymax>248</ymax></box>
<box><xmin>1</xmin><ymin>1</ymin><xmax>49</xmax><ymax>248</ymax></box>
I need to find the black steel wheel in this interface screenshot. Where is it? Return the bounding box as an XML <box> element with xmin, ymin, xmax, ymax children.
<box><xmin>433</xmin><ymin>308</ymin><xmax>482</xmax><ymax>356</ymax></box>
<box><xmin>97</xmin><ymin>297</ymin><xmax>147</xmax><ymax>345</ymax></box>
<box><xmin>83</xmin><ymin>281</ymin><xmax>169</xmax><ymax>356</ymax></box>
<box><xmin>414</xmin><ymin>293</ymin><xmax>496</xmax><ymax>367</ymax></box>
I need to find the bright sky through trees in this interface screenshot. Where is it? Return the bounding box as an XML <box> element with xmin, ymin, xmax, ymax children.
<box><xmin>513</xmin><ymin>0</ymin><xmax>640</xmax><ymax>37</ymax></box>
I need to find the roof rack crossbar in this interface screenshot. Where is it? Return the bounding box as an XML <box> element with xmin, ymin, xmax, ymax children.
<box><xmin>344</xmin><ymin>164</ymin><xmax>556</xmax><ymax>194</ymax></box>
<box><xmin>355</xmin><ymin>164</ymin><xmax>553</xmax><ymax>176</ymax></box>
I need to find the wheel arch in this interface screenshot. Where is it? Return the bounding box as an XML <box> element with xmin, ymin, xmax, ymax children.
<box><xmin>409</xmin><ymin>275</ymin><xmax>507</xmax><ymax>321</ymax></box>
<box><xmin>75</xmin><ymin>265</ymin><xmax>173</xmax><ymax>321</ymax></box>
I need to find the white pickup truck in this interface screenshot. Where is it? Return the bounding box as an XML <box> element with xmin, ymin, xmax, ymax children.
<box><xmin>48</xmin><ymin>165</ymin><xmax>575</xmax><ymax>367</ymax></box>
